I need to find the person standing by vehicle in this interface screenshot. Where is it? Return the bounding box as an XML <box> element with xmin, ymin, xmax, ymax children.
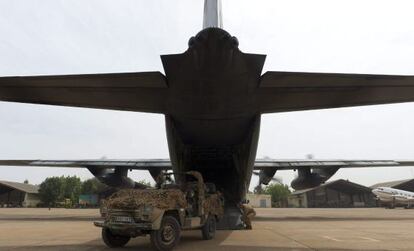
<box><xmin>239</xmin><ymin>200</ymin><xmax>256</xmax><ymax>230</ymax></box>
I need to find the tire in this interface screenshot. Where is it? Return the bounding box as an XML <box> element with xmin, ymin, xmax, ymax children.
<box><xmin>201</xmin><ymin>215</ymin><xmax>216</xmax><ymax>240</ymax></box>
<box><xmin>101</xmin><ymin>228</ymin><xmax>130</xmax><ymax>248</ymax></box>
<box><xmin>150</xmin><ymin>216</ymin><xmax>181</xmax><ymax>251</ymax></box>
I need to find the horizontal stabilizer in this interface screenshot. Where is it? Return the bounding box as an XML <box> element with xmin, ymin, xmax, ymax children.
<box><xmin>0</xmin><ymin>71</ymin><xmax>168</xmax><ymax>113</ymax></box>
<box><xmin>258</xmin><ymin>71</ymin><xmax>414</xmax><ymax>113</ymax></box>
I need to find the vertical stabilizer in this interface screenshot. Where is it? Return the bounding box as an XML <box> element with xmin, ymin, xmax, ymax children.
<box><xmin>203</xmin><ymin>0</ymin><xmax>223</xmax><ymax>29</ymax></box>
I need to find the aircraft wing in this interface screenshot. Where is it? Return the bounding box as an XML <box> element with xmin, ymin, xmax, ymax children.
<box><xmin>0</xmin><ymin>72</ymin><xmax>168</xmax><ymax>113</ymax></box>
<box><xmin>253</xmin><ymin>159</ymin><xmax>414</xmax><ymax>170</ymax></box>
<box><xmin>1</xmin><ymin>159</ymin><xmax>413</xmax><ymax>170</ymax></box>
<box><xmin>0</xmin><ymin>159</ymin><xmax>172</xmax><ymax>170</ymax></box>
<box><xmin>258</xmin><ymin>71</ymin><xmax>414</xmax><ymax>113</ymax></box>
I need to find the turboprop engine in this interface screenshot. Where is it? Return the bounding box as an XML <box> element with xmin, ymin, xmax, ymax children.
<box><xmin>88</xmin><ymin>167</ymin><xmax>147</xmax><ymax>189</ymax></box>
<box><xmin>291</xmin><ymin>167</ymin><xmax>339</xmax><ymax>190</ymax></box>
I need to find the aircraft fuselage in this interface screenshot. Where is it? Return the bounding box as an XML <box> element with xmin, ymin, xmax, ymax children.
<box><xmin>161</xmin><ymin>28</ymin><xmax>266</xmax><ymax>204</ymax></box>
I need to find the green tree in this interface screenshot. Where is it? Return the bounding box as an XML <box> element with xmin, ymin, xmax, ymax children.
<box><xmin>38</xmin><ymin>177</ymin><xmax>65</xmax><ymax>207</ymax></box>
<box><xmin>263</xmin><ymin>183</ymin><xmax>291</xmax><ymax>207</ymax></box>
<box><xmin>81</xmin><ymin>178</ymin><xmax>108</xmax><ymax>194</ymax></box>
<box><xmin>63</xmin><ymin>176</ymin><xmax>82</xmax><ymax>205</ymax></box>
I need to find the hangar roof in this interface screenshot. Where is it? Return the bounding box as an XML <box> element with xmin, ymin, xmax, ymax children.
<box><xmin>291</xmin><ymin>179</ymin><xmax>372</xmax><ymax>195</ymax></box>
<box><xmin>370</xmin><ymin>179</ymin><xmax>413</xmax><ymax>189</ymax></box>
<box><xmin>0</xmin><ymin>180</ymin><xmax>39</xmax><ymax>194</ymax></box>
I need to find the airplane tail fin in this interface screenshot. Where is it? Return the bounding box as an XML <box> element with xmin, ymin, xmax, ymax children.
<box><xmin>203</xmin><ymin>0</ymin><xmax>223</xmax><ymax>29</ymax></box>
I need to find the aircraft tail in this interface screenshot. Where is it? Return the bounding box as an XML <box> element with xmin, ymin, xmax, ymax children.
<box><xmin>203</xmin><ymin>0</ymin><xmax>223</xmax><ymax>29</ymax></box>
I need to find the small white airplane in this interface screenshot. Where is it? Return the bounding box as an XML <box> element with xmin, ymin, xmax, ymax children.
<box><xmin>372</xmin><ymin>187</ymin><xmax>414</xmax><ymax>208</ymax></box>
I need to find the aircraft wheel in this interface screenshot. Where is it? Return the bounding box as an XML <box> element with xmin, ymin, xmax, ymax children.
<box><xmin>150</xmin><ymin>216</ymin><xmax>181</xmax><ymax>251</ymax></box>
<box><xmin>102</xmin><ymin>228</ymin><xmax>130</xmax><ymax>248</ymax></box>
<box><xmin>201</xmin><ymin>215</ymin><xmax>216</xmax><ymax>240</ymax></box>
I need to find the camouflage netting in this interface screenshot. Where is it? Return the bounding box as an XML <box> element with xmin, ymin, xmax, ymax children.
<box><xmin>203</xmin><ymin>194</ymin><xmax>224</xmax><ymax>217</ymax></box>
<box><xmin>106</xmin><ymin>189</ymin><xmax>187</xmax><ymax>210</ymax></box>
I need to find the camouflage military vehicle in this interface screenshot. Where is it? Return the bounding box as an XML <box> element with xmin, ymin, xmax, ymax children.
<box><xmin>94</xmin><ymin>171</ymin><xmax>224</xmax><ymax>251</ymax></box>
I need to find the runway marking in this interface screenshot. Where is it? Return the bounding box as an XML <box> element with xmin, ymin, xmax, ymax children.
<box><xmin>360</xmin><ymin>237</ymin><xmax>381</xmax><ymax>242</ymax></box>
<box><xmin>265</xmin><ymin>228</ymin><xmax>315</xmax><ymax>250</ymax></box>
<box><xmin>321</xmin><ymin>236</ymin><xmax>343</xmax><ymax>242</ymax></box>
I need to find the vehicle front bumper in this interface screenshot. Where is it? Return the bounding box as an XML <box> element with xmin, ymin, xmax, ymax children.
<box><xmin>94</xmin><ymin>220</ymin><xmax>153</xmax><ymax>235</ymax></box>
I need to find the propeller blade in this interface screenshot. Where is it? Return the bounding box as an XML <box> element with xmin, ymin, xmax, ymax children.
<box><xmin>252</xmin><ymin>171</ymin><xmax>283</xmax><ymax>184</ymax></box>
<box><xmin>272</xmin><ymin>176</ymin><xmax>283</xmax><ymax>184</ymax></box>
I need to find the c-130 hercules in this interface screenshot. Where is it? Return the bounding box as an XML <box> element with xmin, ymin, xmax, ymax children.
<box><xmin>1</xmin><ymin>0</ymin><xmax>414</xmax><ymax>229</ymax></box>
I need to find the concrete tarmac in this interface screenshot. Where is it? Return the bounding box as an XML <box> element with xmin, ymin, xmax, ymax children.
<box><xmin>1</xmin><ymin>208</ymin><xmax>414</xmax><ymax>251</ymax></box>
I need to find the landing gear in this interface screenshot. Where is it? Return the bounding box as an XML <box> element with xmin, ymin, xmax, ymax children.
<box><xmin>390</xmin><ymin>198</ymin><xmax>396</xmax><ymax>209</ymax></box>
<box><xmin>102</xmin><ymin>228</ymin><xmax>130</xmax><ymax>248</ymax></box>
<box><xmin>150</xmin><ymin>216</ymin><xmax>181</xmax><ymax>251</ymax></box>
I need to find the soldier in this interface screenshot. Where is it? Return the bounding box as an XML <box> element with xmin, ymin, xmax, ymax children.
<box><xmin>239</xmin><ymin>200</ymin><xmax>256</xmax><ymax>230</ymax></box>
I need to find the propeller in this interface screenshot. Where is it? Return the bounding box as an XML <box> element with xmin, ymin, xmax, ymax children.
<box><xmin>252</xmin><ymin>171</ymin><xmax>283</xmax><ymax>184</ymax></box>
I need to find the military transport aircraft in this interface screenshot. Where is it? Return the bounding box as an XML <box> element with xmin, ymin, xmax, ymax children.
<box><xmin>1</xmin><ymin>0</ymin><xmax>414</xmax><ymax>228</ymax></box>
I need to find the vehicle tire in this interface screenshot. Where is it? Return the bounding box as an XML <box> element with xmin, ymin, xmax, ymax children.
<box><xmin>102</xmin><ymin>228</ymin><xmax>130</xmax><ymax>248</ymax></box>
<box><xmin>150</xmin><ymin>216</ymin><xmax>181</xmax><ymax>251</ymax></box>
<box><xmin>201</xmin><ymin>215</ymin><xmax>216</xmax><ymax>240</ymax></box>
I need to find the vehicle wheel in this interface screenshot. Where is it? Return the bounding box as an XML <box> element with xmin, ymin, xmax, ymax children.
<box><xmin>102</xmin><ymin>228</ymin><xmax>130</xmax><ymax>248</ymax></box>
<box><xmin>150</xmin><ymin>216</ymin><xmax>181</xmax><ymax>251</ymax></box>
<box><xmin>201</xmin><ymin>215</ymin><xmax>216</xmax><ymax>240</ymax></box>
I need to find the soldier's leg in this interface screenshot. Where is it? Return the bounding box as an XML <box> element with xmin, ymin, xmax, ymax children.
<box><xmin>246</xmin><ymin>212</ymin><xmax>256</xmax><ymax>230</ymax></box>
<box><xmin>244</xmin><ymin>217</ymin><xmax>252</xmax><ymax>230</ymax></box>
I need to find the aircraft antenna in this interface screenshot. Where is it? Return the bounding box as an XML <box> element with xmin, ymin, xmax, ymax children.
<box><xmin>203</xmin><ymin>0</ymin><xmax>223</xmax><ymax>29</ymax></box>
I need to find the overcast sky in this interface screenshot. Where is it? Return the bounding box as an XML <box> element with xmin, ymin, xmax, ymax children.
<box><xmin>0</xmin><ymin>0</ymin><xmax>414</xmax><ymax>190</ymax></box>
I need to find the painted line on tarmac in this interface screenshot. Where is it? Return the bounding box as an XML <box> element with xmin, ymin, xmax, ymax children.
<box><xmin>321</xmin><ymin>236</ymin><xmax>343</xmax><ymax>242</ymax></box>
<box><xmin>360</xmin><ymin>237</ymin><xmax>381</xmax><ymax>242</ymax></box>
<box><xmin>266</xmin><ymin>228</ymin><xmax>315</xmax><ymax>250</ymax></box>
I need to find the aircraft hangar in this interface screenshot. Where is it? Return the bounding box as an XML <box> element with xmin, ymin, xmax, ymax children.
<box><xmin>288</xmin><ymin>179</ymin><xmax>376</xmax><ymax>208</ymax></box>
<box><xmin>0</xmin><ymin>180</ymin><xmax>40</xmax><ymax>207</ymax></box>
